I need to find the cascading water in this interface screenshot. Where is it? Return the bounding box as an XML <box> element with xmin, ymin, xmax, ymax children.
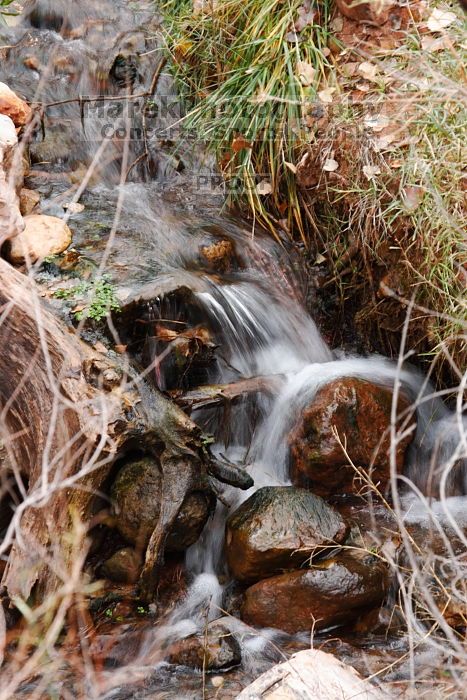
<box><xmin>1</xmin><ymin>1</ymin><xmax>466</xmax><ymax>694</ymax></box>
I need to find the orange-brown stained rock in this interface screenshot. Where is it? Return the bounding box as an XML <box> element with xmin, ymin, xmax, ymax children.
<box><xmin>289</xmin><ymin>378</ymin><xmax>414</xmax><ymax>496</ymax></box>
<box><xmin>241</xmin><ymin>551</ymin><xmax>387</xmax><ymax>634</ymax></box>
<box><xmin>225</xmin><ymin>486</ymin><xmax>348</xmax><ymax>583</ymax></box>
<box><xmin>199</xmin><ymin>238</ymin><xmax>237</xmax><ymax>272</ymax></box>
<box><xmin>0</xmin><ymin>83</ymin><xmax>32</xmax><ymax>128</ymax></box>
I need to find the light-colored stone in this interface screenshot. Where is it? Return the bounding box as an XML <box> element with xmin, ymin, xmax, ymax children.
<box><xmin>0</xmin><ymin>115</ymin><xmax>24</xmax><ymax>247</ymax></box>
<box><xmin>236</xmin><ymin>649</ymin><xmax>387</xmax><ymax>699</ymax></box>
<box><xmin>0</xmin><ymin>83</ymin><xmax>32</xmax><ymax>128</ymax></box>
<box><xmin>8</xmin><ymin>214</ymin><xmax>72</xmax><ymax>264</ymax></box>
<box><xmin>0</xmin><ymin>114</ymin><xmax>17</xmax><ymax>152</ymax></box>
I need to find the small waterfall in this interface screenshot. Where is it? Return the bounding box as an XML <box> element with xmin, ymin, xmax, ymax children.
<box><xmin>2</xmin><ymin>0</ymin><xmax>465</xmax><ymax>687</ymax></box>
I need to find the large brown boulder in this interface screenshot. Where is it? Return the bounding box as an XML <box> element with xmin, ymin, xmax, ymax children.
<box><xmin>225</xmin><ymin>486</ymin><xmax>348</xmax><ymax>583</ymax></box>
<box><xmin>111</xmin><ymin>457</ymin><xmax>214</xmax><ymax>552</ymax></box>
<box><xmin>241</xmin><ymin>551</ymin><xmax>387</xmax><ymax>633</ymax></box>
<box><xmin>289</xmin><ymin>378</ymin><xmax>414</xmax><ymax>496</ymax></box>
<box><xmin>0</xmin><ymin>83</ymin><xmax>32</xmax><ymax>128</ymax></box>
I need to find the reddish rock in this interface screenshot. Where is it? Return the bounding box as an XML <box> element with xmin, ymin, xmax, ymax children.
<box><xmin>225</xmin><ymin>486</ymin><xmax>348</xmax><ymax>583</ymax></box>
<box><xmin>289</xmin><ymin>377</ymin><xmax>414</xmax><ymax>496</ymax></box>
<box><xmin>241</xmin><ymin>551</ymin><xmax>387</xmax><ymax>634</ymax></box>
<box><xmin>335</xmin><ymin>0</ymin><xmax>394</xmax><ymax>25</ymax></box>
<box><xmin>0</xmin><ymin>83</ymin><xmax>32</xmax><ymax>128</ymax></box>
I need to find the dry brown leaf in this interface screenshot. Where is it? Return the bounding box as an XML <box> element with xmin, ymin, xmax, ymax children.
<box><xmin>318</xmin><ymin>87</ymin><xmax>335</xmax><ymax>104</ymax></box>
<box><xmin>421</xmin><ymin>35</ymin><xmax>453</xmax><ymax>52</ymax></box>
<box><xmin>355</xmin><ymin>82</ymin><xmax>371</xmax><ymax>93</ymax></box>
<box><xmin>284</xmin><ymin>161</ymin><xmax>297</xmax><ymax>174</ymax></box>
<box><xmin>363</xmin><ymin>165</ymin><xmax>381</xmax><ymax>180</ymax></box>
<box><xmin>364</xmin><ymin>114</ymin><xmax>390</xmax><ymax>132</ymax></box>
<box><xmin>330</xmin><ymin>16</ymin><xmax>343</xmax><ymax>31</ymax></box>
<box><xmin>232</xmin><ymin>135</ymin><xmax>252</xmax><ymax>153</ymax></box>
<box><xmin>323</xmin><ymin>158</ymin><xmax>339</xmax><ymax>172</ymax></box>
<box><xmin>426</xmin><ymin>8</ymin><xmax>457</xmax><ymax>32</ymax></box>
<box><xmin>358</xmin><ymin>62</ymin><xmax>379</xmax><ymax>82</ymax></box>
<box><xmin>402</xmin><ymin>185</ymin><xmax>425</xmax><ymax>212</ymax></box>
<box><xmin>297</xmin><ymin>60</ymin><xmax>317</xmax><ymax>86</ymax></box>
<box><xmin>256</xmin><ymin>180</ymin><xmax>273</xmax><ymax>195</ymax></box>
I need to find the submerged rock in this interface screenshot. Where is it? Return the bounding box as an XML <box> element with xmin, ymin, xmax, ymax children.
<box><xmin>0</xmin><ymin>83</ymin><xmax>32</xmax><ymax>128</ymax></box>
<box><xmin>100</xmin><ymin>547</ymin><xmax>142</xmax><ymax>584</ymax></box>
<box><xmin>225</xmin><ymin>486</ymin><xmax>348</xmax><ymax>583</ymax></box>
<box><xmin>111</xmin><ymin>457</ymin><xmax>213</xmax><ymax>551</ymax></box>
<box><xmin>166</xmin><ymin>620</ymin><xmax>241</xmax><ymax>671</ymax></box>
<box><xmin>7</xmin><ymin>214</ymin><xmax>72</xmax><ymax>264</ymax></box>
<box><xmin>236</xmin><ymin>648</ymin><xmax>387</xmax><ymax>699</ymax></box>
<box><xmin>241</xmin><ymin>551</ymin><xmax>387</xmax><ymax>633</ymax></box>
<box><xmin>289</xmin><ymin>377</ymin><xmax>414</xmax><ymax>496</ymax></box>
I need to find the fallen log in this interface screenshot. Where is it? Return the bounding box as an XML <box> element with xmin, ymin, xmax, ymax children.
<box><xmin>0</xmin><ymin>259</ymin><xmax>239</xmax><ymax>610</ymax></box>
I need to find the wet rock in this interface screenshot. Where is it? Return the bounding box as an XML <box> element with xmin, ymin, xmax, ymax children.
<box><xmin>19</xmin><ymin>188</ymin><xmax>40</xmax><ymax>216</ymax></box>
<box><xmin>111</xmin><ymin>457</ymin><xmax>213</xmax><ymax>551</ymax></box>
<box><xmin>99</xmin><ymin>547</ymin><xmax>142</xmax><ymax>584</ymax></box>
<box><xmin>166</xmin><ymin>620</ymin><xmax>241</xmax><ymax>671</ymax></box>
<box><xmin>241</xmin><ymin>551</ymin><xmax>387</xmax><ymax>633</ymax></box>
<box><xmin>7</xmin><ymin>214</ymin><xmax>72</xmax><ymax>264</ymax></box>
<box><xmin>289</xmin><ymin>378</ymin><xmax>414</xmax><ymax>496</ymax></box>
<box><xmin>237</xmin><ymin>648</ymin><xmax>387</xmax><ymax>699</ymax></box>
<box><xmin>0</xmin><ymin>83</ymin><xmax>32</xmax><ymax>128</ymax></box>
<box><xmin>335</xmin><ymin>0</ymin><xmax>394</xmax><ymax>25</ymax></box>
<box><xmin>225</xmin><ymin>486</ymin><xmax>348</xmax><ymax>583</ymax></box>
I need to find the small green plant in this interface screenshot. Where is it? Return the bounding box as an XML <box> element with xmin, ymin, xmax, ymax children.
<box><xmin>53</xmin><ymin>277</ymin><xmax>121</xmax><ymax>322</ymax></box>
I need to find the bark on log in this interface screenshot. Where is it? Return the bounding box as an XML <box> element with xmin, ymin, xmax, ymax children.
<box><xmin>0</xmin><ymin>260</ymin><xmax>229</xmax><ymax>608</ymax></box>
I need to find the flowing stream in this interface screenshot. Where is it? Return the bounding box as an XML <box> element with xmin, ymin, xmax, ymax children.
<box><xmin>1</xmin><ymin>1</ymin><xmax>466</xmax><ymax>696</ymax></box>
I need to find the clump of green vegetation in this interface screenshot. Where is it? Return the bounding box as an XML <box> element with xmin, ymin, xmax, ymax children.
<box><xmin>317</xmin><ymin>12</ymin><xmax>466</xmax><ymax>370</ymax></box>
<box><xmin>162</xmin><ymin>0</ymin><xmax>332</xmax><ymax>241</ymax></box>
<box><xmin>53</xmin><ymin>277</ymin><xmax>121</xmax><ymax>322</ymax></box>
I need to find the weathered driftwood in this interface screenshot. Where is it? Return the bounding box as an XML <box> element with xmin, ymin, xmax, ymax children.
<box><xmin>236</xmin><ymin>649</ymin><xmax>388</xmax><ymax>700</ymax></box>
<box><xmin>0</xmin><ymin>260</ymin><xmax>245</xmax><ymax>607</ymax></box>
